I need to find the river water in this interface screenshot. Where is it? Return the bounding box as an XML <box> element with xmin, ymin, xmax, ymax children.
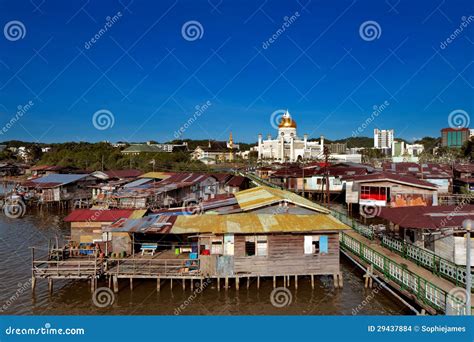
<box><xmin>0</xmin><ymin>210</ymin><xmax>411</xmax><ymax>315</ymax></box>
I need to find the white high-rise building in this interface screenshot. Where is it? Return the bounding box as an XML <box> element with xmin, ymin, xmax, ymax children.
<box><xmin>374</xmin><ymin>129</ymin><xmax>394</xmax><ymax>149</ymax></box>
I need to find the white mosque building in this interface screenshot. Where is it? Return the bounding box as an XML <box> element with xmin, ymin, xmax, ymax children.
<box><xmin>257</xmin><ymin>110</ymin><xmax>325</xmax><ymax>162</ymax></box>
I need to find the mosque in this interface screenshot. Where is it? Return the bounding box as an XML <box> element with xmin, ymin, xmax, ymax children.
<box><xmin>257</xmin><ymin>110</ymin><xmax>325</xmax><ymax>162</ymax></box>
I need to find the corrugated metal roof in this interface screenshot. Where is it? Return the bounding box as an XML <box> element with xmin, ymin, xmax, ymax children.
<box><xmin>172</xmin><ymin>213</ymin><xmax>347</xmax><ymax>234</ymax></box>
<box><xmin>104</xmin><ymin>213</ymin><xmax>347</xmax><ymax>234</ymax></box>
<box><xmin>123</xmin><ymin>178</ymin><xmax>153</xmax><ymax>188</ymax></box>
<box><xmin>32</xmin><ymin>174</ymin><xmax>90</xmax><ymax>186</ymax></box>
<box><xmin>64</xmin><ymin>209</ymin><xmax>134</xmax><ymax>222</ymax></box>
<box><xmin>138</xmin><ymin>172</ymin><xmax>173</xmax><ymax>179</ymax></box>
<box><xmin>234</xmin><ymin>186</ymin><xmax>330</xmax><ymax>214</ymax></box>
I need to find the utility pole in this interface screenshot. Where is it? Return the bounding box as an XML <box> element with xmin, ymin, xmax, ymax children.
<box><xmin>464</xmin><ymin>219</ymin><xmax>472</xmax><ymax>315</ymax></box>
<box><xmin>324</xmin><ymin>146</ymin><xmax>330</xmax><ymax>207</ymax></box>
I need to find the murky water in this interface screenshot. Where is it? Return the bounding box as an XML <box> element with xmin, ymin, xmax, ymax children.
<box><xmin>0</xmin><ymin>210</ymin><xmax>412</xmax><ymax>315</ymax></box>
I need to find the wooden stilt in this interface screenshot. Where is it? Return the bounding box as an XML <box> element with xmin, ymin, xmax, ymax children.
<box><xmin>170</xmin><ymin>278</ymin><xmax>173</xmax><ymax>290</ymax></box>
<box><xmin>338</xmin><ymin>273</ymin><xmax>343</xmax><ymax>288</ymax></box>
<box><xmin>129</xmin><ymin>278</ymin><xmax>133</xmax><ymax>291</ymax></box>
<box><xmin>333</xmin><ymin>274</ymin><xmax>338</xmax><ymax>289</ymax></box>
<box><xmin>247</xmin><ymin>277</ymin><xmax>250</xmax><ymax>289</ymax></box>
<box><xmin>108</xmin><ymin>276</ymin><xmax>112</xmax><ymax>289</ymax></box>
<box><xmin>273</xmin><ymin>276</ymin><xmax>276</xmax><ymax>289</ymax></box>
<box><xmin>200</xmin><ymin>277</ymin><xmax>203</xmax><ymax>290</ymax></box>
<box><xmin>236</xmin><ymin>277</ymin><xmax>239</xmax><ymax>291</ymax></box>
<box><xmin>217</xmin><ymin>277</ymin><xmax>220</xmax><ymax>291</ymax></box>
<box><xmin>157</xmin><ymin>278</ymin><xmax>161</xmax><ymax>292</ymax></box>
<box><xmin>283</xmin><ymin>275</ymin><xmax>286</xmax><ymax>287</ymax></box>
<box><xmin>113</xmin><ymin>276</ymin><xmax>119</xmax><ymax>293</ymax></box>
<box><xmin>31</xmin><ymin>277</ymin><xmax>36</xmax><ymax>291</ymax></box>
<box><xmin>225</xmin><ymin>277</ymin><xmax>229</xmax><ymax>290</ymax></box>
<box><xmin>48</xmin><ymin>278</ymin><xmax>53</xmax><ymax>294</ymax></box>
<box><xmin>182</xmin><ymin>279</ymin><xmax>185</xmax><ymax>290</ymax></box>
<box><xmin>295</xmin><ymin>275</ymin><xmax>298</xmax><ymax>290</ymax></box>
<box><xmin>287</xmin><ymin>275</ymin><xmax>290</xmax><ymax>287</ymax></box>
<box><xmin>257</xmin><ymin>276</ymin><xmax>260</xmax><ymax>289</ymax></box>
<box><xmin>311</xmin><ymin>274</ymin><xmax>314</xmax><ymax>289</ymax></box>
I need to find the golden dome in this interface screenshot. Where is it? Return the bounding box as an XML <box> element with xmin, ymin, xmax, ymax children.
<box><xmin>278</xmin><ymin>111</ymin><xmax>297</xmax><ymax>128</ymax></box>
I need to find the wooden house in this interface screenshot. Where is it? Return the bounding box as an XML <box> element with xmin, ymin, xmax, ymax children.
<box><xmin>377</xmin><ymin>205</ymin><xmax>474</xmax><ymax>265</ymax></box>
<box><xmin>345</xmin><ymin>172</ymin><xmax>439</xmax><ymax>213</ymax></box>
<box><xmin>103</xmin><ymin>212</ymin><xmax>347</xmax><ymax>281</ymax></box>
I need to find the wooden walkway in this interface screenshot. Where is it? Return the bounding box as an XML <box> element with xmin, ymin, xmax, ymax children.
<box><xmin>345</xmin><ymin>230</ymin><xmax>455</xmax><ymax>294</ymax></box>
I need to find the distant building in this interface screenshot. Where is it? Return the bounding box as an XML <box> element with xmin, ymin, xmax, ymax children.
<box><xmin>121</xmin><ymin>142</ymin><xmax>187</xmax><ymax>155</ymax></box>
<box><xmin>391</xmin><ymin>141</ymin><xmax>424</xmax><ymax>157</ymax></box>
<box><xmin>257</xmin><ymin>110</ymin><xmax>324</xmax><ymax>162</ymax></box>
<box><xmin>191</xmin><ymin>133</ymin><xmax>239</xmax><ymax>165</ymax></box>
<box><xmin>374</xmin><ymin>129</ymin><xmax>394</xmax><ymax>149</ymax></box>
<box><xmin>328</xmin><ymin>143</ymin><xmax>347</xmax><ymax>154</ymax></box>
<box><xmin>441</xmin><ymin>127</ymin><xmax>470</xmax><ymax>148</ymax></box>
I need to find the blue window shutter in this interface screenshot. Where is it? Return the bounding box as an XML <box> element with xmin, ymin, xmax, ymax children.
<box><xmin>320</xmin><ymin>235</ymin><xmax>328</xmax><ymax>254</ymax></box>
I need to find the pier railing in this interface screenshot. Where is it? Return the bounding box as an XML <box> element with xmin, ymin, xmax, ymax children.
<box><xmin>340</xmin><ymin>232</ymin><xmax>468</xmax><ymax>315</ymax></box>
<box><xmin>33</xmin><ymin>258</ymin><xmax>103</xmax><ymax>279</ymax></box>
<box><xmin>107</xmin><ymin>258</ymin><xmax>200</xmax><ymax>277</ymax></box>
<box><xmin>331</xmin><ymin>209</ymin><xmax>473</xmax><ymax>289</ymax></box>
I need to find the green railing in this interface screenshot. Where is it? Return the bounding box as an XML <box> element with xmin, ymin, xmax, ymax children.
<box><xmin>340</xmin><ymin>232</ymin><xmax>468</xmax><ymax>315</ymax></box>
<box><xmin>241</xmin><ymin>172</ymin><xmax>283</xmax><ymax>190</ymax></box>
<box><xmin>332</xmin><ymin>209</ymin><xmax>473</xmax><ymax>289</ymax></box>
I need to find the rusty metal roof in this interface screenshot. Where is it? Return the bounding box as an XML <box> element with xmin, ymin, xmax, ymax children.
<box><xmin>234</xmin><ymin>186</ymin><xmax>330</xmax><ymax>214</ymax></box>
<box><xmin>172</xmin><ymin>213</ymin><xmax>347</xmax><ymax>234</ymax></box>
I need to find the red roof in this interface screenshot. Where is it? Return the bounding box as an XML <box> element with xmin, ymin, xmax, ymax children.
<box><xmin>378</xmin><ymin>205</ymin><xmax>474</xmax><ymax>229</ymax></box>
<box><xmin>352</xmin><ymin>172</ymin><xmax>437</xmax><ymax>189</ymax></box>
<box><xmin>226</xmin><ymin>175</ymin><xmax>246</xmax><ymax>187</ymax></box>
<box><xmin>104</xmin><ymin>169</ymin><xmax>142</xmax><ymax>179</ymax></box>
<box><xmin>64</xmin><ymin>209</ymin><xmax>134</xmax><ymax>222</ymax></box>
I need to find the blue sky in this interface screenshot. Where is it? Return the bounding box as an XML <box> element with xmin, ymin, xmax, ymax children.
<box><xmin>0</xmin><ymin>0</ymin><xmax>473</xmax><ymax>143</ymax></box>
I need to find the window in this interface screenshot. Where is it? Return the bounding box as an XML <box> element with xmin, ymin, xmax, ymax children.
<box><xmin>224</xmin><ymin>234</ymin><xmax>234</xmax><ymax>256</ymax></box>
<box><xmin>211</xmin><ymin>237</ymin><xmax>223</xmax><ymax>255</ymax></box>
<box><xmin>245</xmin><ymin>236</ymin><xmax>255</xmax><ymax>256</ymax></box>
<box><xmin>305</xmin><ymin>235</ymin><xmax>328</xmax><ymax>255</ymax></box>
<box><xmin>256</xmin><ymin>236</ymin><xmax>268</xmax><ymax>256</ymax></box>
<box><xmin>245</xmin><ymin>236</ymin><xmax>268</xmax><ymax>256</ymax></box>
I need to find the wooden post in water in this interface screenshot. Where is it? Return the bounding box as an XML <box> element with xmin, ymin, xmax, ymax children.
<box><xmin>311</xmin><ymin>274</ymin><xmax>314</xmax><ymax>289</ymax></box>
<box><xmin>247</xmin><ymin>277</ymin><xmax>250</xmax><ymax>290</ymax></box>
<box><xmin>338</xmin><ymin>273</ymin><xmax>344</xmax><ymax>288</ymax></box>
<box><xmin>295</xmin><ymin>275</ymin><xmax>298</xmax><ymax>290</ymax></box>
<box><xmin>48</xmin><ymin>278</ymin><xmax>53</xmax><ymax>294</ymax></box>
<box><xmin>113</xmin><ymin>276</ymin><xmax>119</xmax><ymax>293</ymax></box>
<box><xmin>190</xmin><ymin>279</ymin><xmax>194</xmax><ymax>291</ymax></box>
<box><xmin>235</xmin><ymin>277</ymin><xmax>239</xmax><ymax>291</ymax></box>
<box><xmin>217</xmin><ymin>277</ymin><xmax>220</xmax><ymax>291</ymax></box>
<box><xmin>31</xmin><ymin>247</ymin><xmax>36</xmax><ymax>291</ymax></box>
<box><xmin>257</xmin><ymin>276</ymin><xmax>260</xmax><ymax>289</ymax></box>
<box><xmin>157</xmin><ymin>278</ymin><xmax>160</xmax><ymax>292</ymax></box>
<box><xmin>170</xmin><ymin>279</ymin><xmax>173</xmax><ymax>290</ymax></box>
<box><xmin>182</xmin><ymin>279</ymin><xmax>185</xmax><ymax>290</ymax></box>
<box><xmin>273</xmin><ymin>276</ymin><xmax>276</xmax><ymax>289</ymax></box>
<box><xmin>225</xmin><ymin>277</ymin><xmax>229</xmax><ymax>290</ymax></box>
<box><xmin>129</xmin><ymin>278</ymin><xmax>133</xmax><ymax>291</ymax></box>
